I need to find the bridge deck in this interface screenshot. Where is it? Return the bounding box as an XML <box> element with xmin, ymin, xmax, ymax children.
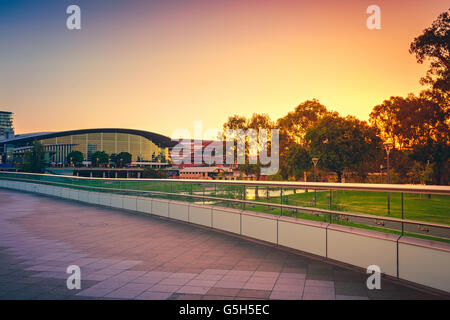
<box><xmin>0</xmin><ymin>189</ymin><xmax>443</xmax><ymax>300</ymax></box>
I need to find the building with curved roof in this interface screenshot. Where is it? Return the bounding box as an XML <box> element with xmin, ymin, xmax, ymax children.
<box><xmin>0</xmin><ymin>128</ymin><xmax>174</xmax><ymax>165</ymax></box>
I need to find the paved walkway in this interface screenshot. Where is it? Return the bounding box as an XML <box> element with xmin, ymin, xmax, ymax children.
<box><xmin>0</xmin><ymin>189</ymin><xmax>443</xmax><ymax>300</ymax></box>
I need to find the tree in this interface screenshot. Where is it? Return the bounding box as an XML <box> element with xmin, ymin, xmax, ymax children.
<box><xmin>223</xmin><ymin>113</ymin><xmax>276</xmax><ymax>199</ymax></box>
<box><xmin>20</xmin><ymin>140</ymin><xmax>47</xmax><ymax>173</ymax></box>
<box><xmin>285</xmin><ymin>144</ymin><xmax>311</xmax><ymax>180</ymax></box>
<box><xmin>276</xmin><ymin>99</ymin><xmax>333</xmax><ymax>178</ymax></box>
<box><xmin>369</xmin><ymin>90</ymin><xmax>449</xmax><ymax>184</ymax></box>
<box><xmin>409</xmin><ymin>9</ymin><xmax>450</xmax><ymax>92</ymax></box>
<box><xmin>410</xmin><ymin>138</ymin><xmax>450</xmax><ymax>185</ymax></box>
<box><xmin>223</xmin><ymin>113</ymin><xmax>276</xmax><ymax>180</ymax></box>
<box><xmin>66</xmin><ymin>151</ymin><xmax>84</xmax><ymax>166</ymax></box>
<box><xmin>369</xmin><ymin>92</ymin><xmax>449</xmax><ymax>148</ymax></box>
<box><xmin>155</xmin><ymin>151</ymin><xmax>166</xmax><ymax>163</ymax></box>
<box><xmin>91</xmin><ymin>151</ymin><xmax>109</xmax><ymax>167</ymax></box>
<box><xmin>116</xmin><ymin>152</ymin><xmax>132</xmax><ymax>168</ymax></box>
<box><xmin>305</xmin><ymin>115</ymin><xmax>381</xmax><ymax>182</ymax></box>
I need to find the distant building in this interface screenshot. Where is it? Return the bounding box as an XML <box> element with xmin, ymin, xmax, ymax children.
<box><xmin>172</xmin><ymin>139</ymin><xmax>229</xmax><ymax>168</ymax></box>
<box><xmin>179</xmin><ymin>166</ymin><xmax>233</xmax><ymax>180</ymax></box>
<box><xmin>0</xmin><ymin>111</ymin><xmax>14</xmax><ymax>137</ymax></box>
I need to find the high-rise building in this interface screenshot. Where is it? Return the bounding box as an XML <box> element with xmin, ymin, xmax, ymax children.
<box><xmin>0</xmin><ymin>111</ymin><xmax>14</xmax><ymax>137</ymax></box>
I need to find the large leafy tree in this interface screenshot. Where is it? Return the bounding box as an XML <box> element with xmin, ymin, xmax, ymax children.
<box><xmin>285</xmin><ymin>144</ymin><xmax>311</xmax><ymax>181</ymax></box>
<box><xmin>306</xmin><ymin>115</ymin><xmax>381</xmax><ymax>182</ymax></box>
<box><xmin>66</xmin><ymin>151</ymin><xmax>84</xmax><ymax>166</ymax></box>
<box><xmin>115</xmin><ymin>152</ymin><xmax>132</xmax><ymax>168</ymax></box>
<box><xmin>369</xmin><ymin>92</ymin><xmax>449</xmax><ymax>148</ymax></box>
<box><xmin>276</xmin><ymin>99</ymin><xmax>333</xmax><ymax>178</ymax></box>
<box><xmin>409</xmin><ymin>9</ymin><xmax>450</xmax><ymax>92</ymax></box>
<box><xmin>223</xmin><ymin>113</ymin><xmax>276</xmax><ymax>198</ymax></box>
<box><xmin>21</xmin><ymin>140</ymin><xmax>47</xmax><ymax>173</ymax></box>
<box><xmin>91</xmin><ymin>151</ymin><xmax>109</xmax><ymax>167</ymax></box>
<box><xmin>223</xmin><ymin>113</ymin><xmax>276</xmax><ymax>180</ymax></box>
<box><xmin>410</xmin><ymin>138</ymin><xmax>449</xmax><ymax>185</ymax></box>
<box><xmin>369</xmin><ymin>90</ymin><xmax>449</xmax><ymax>184</ymax></box>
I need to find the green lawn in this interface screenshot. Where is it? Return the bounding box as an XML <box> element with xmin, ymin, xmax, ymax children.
<box><xmin>261</xmin><ymin>189</ymin><xmax>450</xmax><ymax>225</ymax></box>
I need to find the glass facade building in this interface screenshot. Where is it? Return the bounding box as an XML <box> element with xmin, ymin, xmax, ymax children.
<box><xmin>0</xmin><ymin>129</ymin><xmax>173</xmax><ymax>164</ymax></box>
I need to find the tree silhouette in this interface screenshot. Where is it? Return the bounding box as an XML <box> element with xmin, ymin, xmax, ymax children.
<box><xmin>409</xmin><ymin>9</ymin><xmax>450</xmax><ymax>92</ymax></box>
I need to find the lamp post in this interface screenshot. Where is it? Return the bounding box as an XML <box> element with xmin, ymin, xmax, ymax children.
<box><xmin>383</xmin><ymin>142</ymin><xmax>393</xmax><ymax>215</ymax></box>
<box><xmin>380</xmin><ymin>164</ymin><xmax>383</xmax><ymax>184</ymax></box>
<box><xmin>312</xmin><ymin>158</ymin><xmax>319</xmax><ymax>182</ymax></box>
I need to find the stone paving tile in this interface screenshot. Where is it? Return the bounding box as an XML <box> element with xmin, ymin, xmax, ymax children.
<box><xmin>202</xmin><ymin>295</ymin><xmax>235</xmax><ymax>300</ymax></box>
<box><xmin>159</xmin><ymin>277</ymin><xmax>192</xmax><ymax>286</ymax></box>
<box><xmin>243</xmin><ymin>281</ymin><xmax>276</xmax><ymax>291</ymax></box>
<box><xmin>148</xmin><ymin>284</ymin><xmax>183</xmax><ymax>293</ymax></box>
<box><xmin>305</xmin><ymin>280</ymin><xmax>334</xmax><ymax>288</ymax></box>
<box><xmin>303</xmin><ymin>285</ymin><xmax>335</xmax><ymax>295</ymax></box>
<box><xmin>206</xmin><ymin>287</ymin><xmax>241</xmax><ymax>297</ymax></box>
<box><xmin>76</xmin><ymin>286</ymin><xmax>115</xmax><ymax>298</ymax></box>
<box><xmin>186</xmin><ymin>279</ymin><xmax>218</xmax><ymax>287</ymax></box>
<box><xmin>269</xmin><ymin>290</ymin><xmax>302</xmax><ymax>300</ymax></box>
<box><xmin>0</xmin><ymin>189</ymin><xmax>444</xmax><ymax>300</ymax></box>
<box><xmin>214</xmin><ymin>280</ymin><xmax>245</xmax><ymax>289</ymax></box>
<box><xmin>170</xmin><ymin>293</ymin><xmax>204</xmax><ymax>300</ymax></box>
<box><xmin>194</xmin><ymin>274</ymin><xmax>224</xmax><ymax>281</ymax></box>
<box><xmin>88</xmin><ymin>279</ymin><xmax>128</xmax><ymax>289</ymax></box>
<box><xmin>272</xmin><ymin>284</ymin><xmax>305</xmax><ymax>292</ymax></box>
<box><xmin>136</xmin><ymin>291</ymin><xmax>173</xmax><ymax>300</ymax></box>
<box><xmin>237</xmin><ymin>289</ymin><xmax>271</xmax><ymax>299</ymax></box>
<box><xmin>177</xmin><ymin>285</ymin><xmax>211</xmax><ymax>295</ymax></box>
<box><xmin>105</xmin><ymin>284</ymin><xmax>150</xmax><ymax>299</ymax></box>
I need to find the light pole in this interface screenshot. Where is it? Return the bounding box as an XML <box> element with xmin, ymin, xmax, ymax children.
<box><xmin>383</xmin><ymin>142</ymin><xmax>393</xmax><ymax>215</ymax></box>
<box><xmin>312</xmin><ymin>158</ymin><xmax>319</xmax><ymax>182</ymax></box>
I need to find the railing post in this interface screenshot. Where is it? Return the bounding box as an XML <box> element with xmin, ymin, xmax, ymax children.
<box><xmin>329</xmin><ymin>189</ymin><xmax>332</xmax><ymax>210</ymax></box>
<box><xmin>243</xmin><ymin>185</ymin><xmax>246</xmax><ymax>210</ymax></box>
<box><xmin>280</xmin><ymin>187</ymin><xmax>283</xmax><ymax>216</ymax></box>
<box><xmin>387</xmin><ymin>192</ymin><xmax>391</xmax><ymax>216</ymax></box>
<box><xmin>401</xmin><ymin>192</ymin><xmax>404</xmax><ymax>236</ymax></box>
<box><xmin>314</xmin><ymin>188</ymin><xmax>317</xmax><ymax>207</ymax></box>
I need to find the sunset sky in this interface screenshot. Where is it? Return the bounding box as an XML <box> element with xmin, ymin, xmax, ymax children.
<box><xmin>0</xmin><ymin>0</ymin><xmax>448</xmax><ymax>139</ymax></box>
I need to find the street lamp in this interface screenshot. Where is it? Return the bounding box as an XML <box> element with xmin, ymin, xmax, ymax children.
<box><xmin>383</xmin><ymin>142</ymin><xmax>394</xmax><ymax>215</ymax></box>
<box><xmin>312</xmin><ymin>158</ymin><xmax>319</xmax><ymax>182</ymax></box>
<box><xmin>383</xmin><ymin>142</ymin><xmax>393</xmax><ymax>184</ymax></box>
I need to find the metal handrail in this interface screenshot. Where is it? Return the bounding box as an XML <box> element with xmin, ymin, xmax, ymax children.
<box><xmin>1</xmin><ymin>174</ymin><xmax>449</xmax><ymax>239</ymax></box>
<box><xmin>1</xmin><ymin>171</ymin><xmax>449</xmax><ymax>194</ymax></box>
